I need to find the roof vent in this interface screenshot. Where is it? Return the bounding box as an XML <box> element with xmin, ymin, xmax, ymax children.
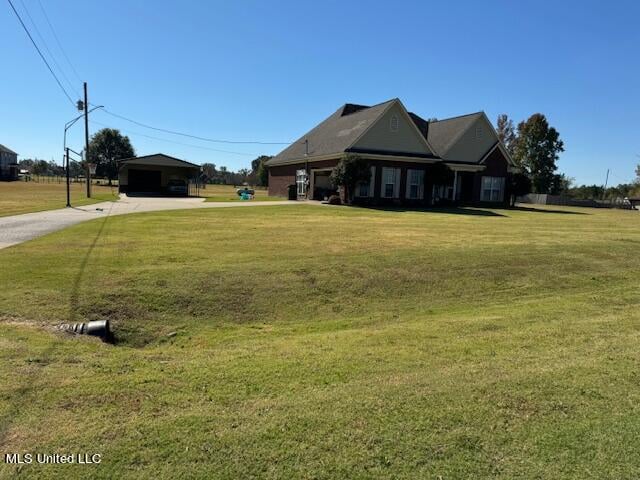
<box><xmin>390</xmin><ymin>115</ymin><xmax>399</xmax><ymax>132</ymax></box>
<box><xmin>475</xmin><ymin>126</ymin><xmax>483</xmax><ymax>139</ymax></box>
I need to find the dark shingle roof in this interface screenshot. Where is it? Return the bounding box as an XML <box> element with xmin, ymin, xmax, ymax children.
<box><xmin>426</xmin><ymin>112</ymin><xmax>483</xmax><ymax>159</ymax></box>
<box><xmin>0</xmin><ymin>144</ymin><xmax>17</xmax><ymax>155</ymax></box>
<box><xmin>265</xmin><ymin>99</ymin><xmax>396</xmax><ymax>166</ymax></box>
<box><xmin>118</xmin><ymin>153</ymin><xmax>199</xmax><ymax>168</ymax></box>
<box><xmin>266</xmin><ymin>101</ymin><xmax>497</xmax><ymax>166</ymax></box>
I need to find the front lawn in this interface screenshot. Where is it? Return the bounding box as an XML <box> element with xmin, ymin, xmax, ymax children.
<box><xmin>200</xmin><ymin>184</ymin><xmax>284</xmax><ymax>202</ymax></box>
<box><xmin>0</xmin><ymin>181</ymin><xmax>118</xmax><ymax>217</ymax></box>
<box><xmin>0</xmin><ymin>205</ymin><xmax>639</xmax><ymax>479</ymax></box>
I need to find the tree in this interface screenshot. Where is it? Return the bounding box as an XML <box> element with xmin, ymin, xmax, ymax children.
<box><xmin>251</xmin><ymin>155</ymin><xmax>272</xmax><ymax>187</ymax></box>
<box><xmin>635</xmin><ymin>162</ymin><xmax>640</xmax><ymax>183</ymax></box>
<box><xmin>508</xmin><ymin>172</ymin><xmax>532</xmax><ymax>206</ymax></box>
<box><xmin>329</xmin><ymin>154</ymin><xmax>370</xmax><ymax>204</ymax></box>
<box><xmin>549</xmin><ymin>173</ymin><xmax>573</xmax><ymax>195</ymax></box>
<box><xmin>201</xmin><ymin>163</ymin><xmax>217</xmax><ymax>183</ymax></box>
<box><xmin>87</xmin><ymin>128</ymin><xmax>135</xmax><ymax>185</ymax></box>
<box><xmin>512</xmin><ymin>114</ymin><xmax>564</xmax><ymax>193</ymax></box>
<box><xmin>496</xmin><ymin>114</ymin><xmax>517</xmax><ymax>157</ymax></box>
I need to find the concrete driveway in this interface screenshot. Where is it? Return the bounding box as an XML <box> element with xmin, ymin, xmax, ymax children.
<box><xmin>0</xmin><ymin>195</ymin><xmax>297</xmax><ymax>250</ymax></box>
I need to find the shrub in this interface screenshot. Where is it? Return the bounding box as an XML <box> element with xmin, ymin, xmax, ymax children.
<box><xmin>330</xmin><ymin>154</ymin><xmax>370</xmax><ymax>204</ymax></box>
<box><xmin>327</xmin><ymin>195</ymin><xmax>342</xmax><ymax>205</ymax></box>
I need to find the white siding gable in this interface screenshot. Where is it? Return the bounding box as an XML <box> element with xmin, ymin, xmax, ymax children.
<box><xmin>351</xmin><ymin>102</ymin><xmax>433</xmax><ymax>156</ymax></box>
<box><xmin>444</xmin><ymin>115</ymin><xmax>497</xmax><ymax>163</ymax></box>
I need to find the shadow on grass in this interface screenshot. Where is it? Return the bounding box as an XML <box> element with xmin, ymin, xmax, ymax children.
<box><xmin>358</xmin><ymin>205</ymin><xmax>506</xmax><ymax>217</ymax></box>
<box><xmin>511</xmin><ymin>205</ymin><xmax>589</xmax><ymax>215</ymax></box>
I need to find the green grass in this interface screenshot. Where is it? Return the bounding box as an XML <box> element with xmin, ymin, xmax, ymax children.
<box><xmin>0</xmin><ymin>181</ymin><xmax>118</xmax><ymax>217</ymax></box>
<box><xmin>1</xmin><ymin>204</ymin><xmax>640</xmax><ymax>479</ymax></box>
<box><xmin>200</xmin><ymin>184</ymin><xmax>284</xmax><ymax>202</ymax></box>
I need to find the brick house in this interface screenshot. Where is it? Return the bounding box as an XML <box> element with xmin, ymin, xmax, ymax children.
<box><xmin>0</xmin><ymin>144</ymin><xmax>19</xmax><ymax>181</ymax></box>
<box><xmin>266</xmin><ymin>98</ymin><xmax>517</xmax><ymax>206</ymax></box>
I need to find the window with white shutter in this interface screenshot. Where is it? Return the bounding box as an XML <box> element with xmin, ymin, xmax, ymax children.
<box><xmin>381</xmin><ymin>167</ymin><xmax>400</xmax><ymax>198</ymax></box>
<box><xmin>405</xmin><ymin>169</ymin><xmax>425</xmax><ymax>200</ymax></box>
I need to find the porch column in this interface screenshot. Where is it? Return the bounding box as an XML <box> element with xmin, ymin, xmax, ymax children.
<box><xmin>452</xmin><ymin>170</ymin><xmax>458</xmax><ymax>201</ymax></box>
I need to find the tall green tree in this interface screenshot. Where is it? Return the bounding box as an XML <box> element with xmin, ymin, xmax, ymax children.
<box><xmin>496</xmin><ymin>114</ymin><xmax>517</xmax><ymax>156</ymax></box>
<box><xmin>251</xmin><ymin>155</ymin><xmax>272</xmax><ymax>186</ymax></box>
<box><xmin>87</xmin><ymin>128</ymin><xmax>135</xmax><ymax>185</ymax></box>
<box><xmin>513</xmin><ymin>114</ymin><xmax>564</xmax><ymax>193</ymax></box>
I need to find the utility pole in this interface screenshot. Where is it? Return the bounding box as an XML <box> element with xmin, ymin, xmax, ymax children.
<box><xmin>84</xmin><ymin>82</ymin><xmax>91</xmax><ymax>198</ymax></box>
<box><xmin>602</xmin><ymin>168</ymin><xmax>610</xmax><ymax>200</ymax></box>
<box><xmin>65</xmin><ymin>147</ymin><xmax>71</xmax><ymax>207</ymax></box>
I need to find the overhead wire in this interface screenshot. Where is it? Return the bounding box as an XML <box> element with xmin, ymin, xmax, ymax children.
<box><xmin>6</xmin><ymin>0</ymin><xmax>76</xmax><ymax>106</ymax></box>
<box><xmin>35</xmin><ymin>0</ymin><xmax>84</xmax><ymax>84</ymax></box>
<box><xmin>16</xmin><ymin>0</ymin><xmax>80</xmax><ymax>98</ymax></box>
<box><xmin>89</xmin><ymin>120</ymin><xmax>262</xmax><ymax>157</ymax></box>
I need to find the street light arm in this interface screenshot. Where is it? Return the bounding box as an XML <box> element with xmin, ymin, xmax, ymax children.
<box><xmin>65</xmin><ymin>105</ymin><xmax>104</xmax><ymax>132</ymax></box>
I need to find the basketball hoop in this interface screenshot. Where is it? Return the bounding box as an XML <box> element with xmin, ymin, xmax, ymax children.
<box><xmin>88</xmin><ymin>163</ymin><xmax>97</xmax><ymax>175</ymax></box>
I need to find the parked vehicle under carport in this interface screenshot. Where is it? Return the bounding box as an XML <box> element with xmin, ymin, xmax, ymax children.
<box><xmin>118</xmin><ymin>154</ymin><xmax>200</xmax><ymax>196</ymax></box>
<box><xmin>167</xmin><ymin>179</ymin><xmax>188</xmax><ymax>196</ymax></box>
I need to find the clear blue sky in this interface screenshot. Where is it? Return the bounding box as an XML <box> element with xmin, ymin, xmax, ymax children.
<box><xmin>2</xmin><ymin>0</ymin><xmax>638</xmax><ymax>185</ymax></box>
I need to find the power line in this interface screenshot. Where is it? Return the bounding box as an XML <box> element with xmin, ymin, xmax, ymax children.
<box><xmin>90</xmin><ymin>120</ymin><xmax>262</xmax><ymax>157</ymax></box>
<box><xmin>6</xmin><ymin>0</ymin><xmax>75</xmax><ymax>106</ymax></box>
<box><xmin>98</xmin><ymin>108</ymin><xmax>291</xmax><ymax>145</ymax></box>
<box><xmin>36</xmin><ymin>0</ymin><xmax>83</xmax><ymax>84</ymax></box>
<box><xmin>16</xmin><ymin>0</ymin><xmax>80</xmax><ymax>97</ymax></box>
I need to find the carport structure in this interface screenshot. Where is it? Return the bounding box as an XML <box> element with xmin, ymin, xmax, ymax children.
<box><xmin>118</xmin><ymin>154</ymin><xmax>201</xmax><ymax>196</ymax></box>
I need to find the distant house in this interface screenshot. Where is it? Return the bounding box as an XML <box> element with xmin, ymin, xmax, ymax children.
<box><xmin>266</xmin><ymin>98</ymin><xmax>517</xmax><ymax>206</ymax></box>
<box><xmin>0</xmin><ymin>144</ymin><xmax>19</xmax><ymax>181</ymax></box>
<box><xmin>118</xmin><ymin>153</ymin><xmax>200</xmax><ymax>196</ymax></box>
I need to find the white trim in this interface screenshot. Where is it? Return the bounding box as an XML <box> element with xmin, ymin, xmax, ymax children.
<box><xmin>444</xmin><ymin>163</ymin><xmax>486</xmax><ymax>172</ymax></box>
<box><xmin>480</xmin><ymin>176</ymin><xmax>506</xmax><ymax>202</ymax></box>
<box><xmin>478</xmin><ymin>111</ymin><xmax>516</xmax><ymax>166</ymax></box>
<box><xmin>479</xmin><ymin>141</ymin><xmax>515</xmax><ymax>167</ymax></box>
<box><xmin>452</xmin><ymin>170</ymin><xmax>458</xmax><ymax>200</ymax></box>
<box><xmin>478</xmin><ymin>142</ymin><xmax>499</xmax><ymax>164</ymax></box>
<box><xmin>380</xmin><ymin>166</ymin><xmax>400</xmax><ymax>199</ymax></box>
<box><xmin>269</xmin><ymin>152</ymin><xmax>439</xmax><ymax>167</ymax></box>
<box><xmin>405</xmin><ymin>168</ymin><xmax>425</xmax><ymax>200</ymax></box>
<box><xmin>346</xmin><ymin>99</ymin><xmax>436</xmax><ymax>157</ymax></box>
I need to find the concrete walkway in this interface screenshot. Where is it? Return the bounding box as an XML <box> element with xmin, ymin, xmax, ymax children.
<box><xmin>0</xmin><ymin>196</ymin><xmax>298</xmax><ymax>250</ymax></box>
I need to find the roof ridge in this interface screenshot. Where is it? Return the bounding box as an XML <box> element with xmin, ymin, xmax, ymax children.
<box><xmin>429</xmin><ymin>111</ymin><xmax>484</xmax><ymax>123</ymax></box>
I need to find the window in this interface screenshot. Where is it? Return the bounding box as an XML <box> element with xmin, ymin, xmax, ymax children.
<box><xmin>481</xmin><ymin>176</ymin><xmax>505</xmax><ymax>202</ymax></box>
<box><xmin>405</xmin><ymin>169</ymin><xmax>425</xmax><ymax>200</ymax></box>
<box><xmin>296</xmin><ymin>169</ymin><xmax>308</xmax><ymax>196</ymax></box>
<box><xmin>381</xmin><ymin>167</ymin><xmax>400</xmax><ymax>198</ymax></box>
<box><xmin>390</xmin><ymin>115</ymin><xmax>399</xmax><ymax>132</ymax></box>
<box><xmin>355</xmin><ymin>166</ymin><xmax>376</xmax><ymax>198</ymax></box>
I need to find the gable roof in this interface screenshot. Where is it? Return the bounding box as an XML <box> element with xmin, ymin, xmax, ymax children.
<box><xmin>267</xmin><ymin>100</ymin><xmax>512</xmax><ymax>167</ymax></box>
<box><xmin>118</xmin><ymin>153</ymin><xmax>200</xmax><ymax>169</ymax></box>
<box><xmin>0</xmin><ymin>144</ymin><xmax>17</xmax><ymax>155</ymax></box>
<box><xmin>266</xmin><ymin>99</ymin><xmax>397</xmax><ymax>166</ymax></box>
<box><xmin>426</xmin><ymin>112</ymin><xmax>484</xmax><ymax>159</ymax></box>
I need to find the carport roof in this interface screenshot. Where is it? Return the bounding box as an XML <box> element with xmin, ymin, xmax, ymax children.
<box><xmin>118</xmin><ymin>153</ymin><xmax>200</xmax><ymax>169</ymax></box>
